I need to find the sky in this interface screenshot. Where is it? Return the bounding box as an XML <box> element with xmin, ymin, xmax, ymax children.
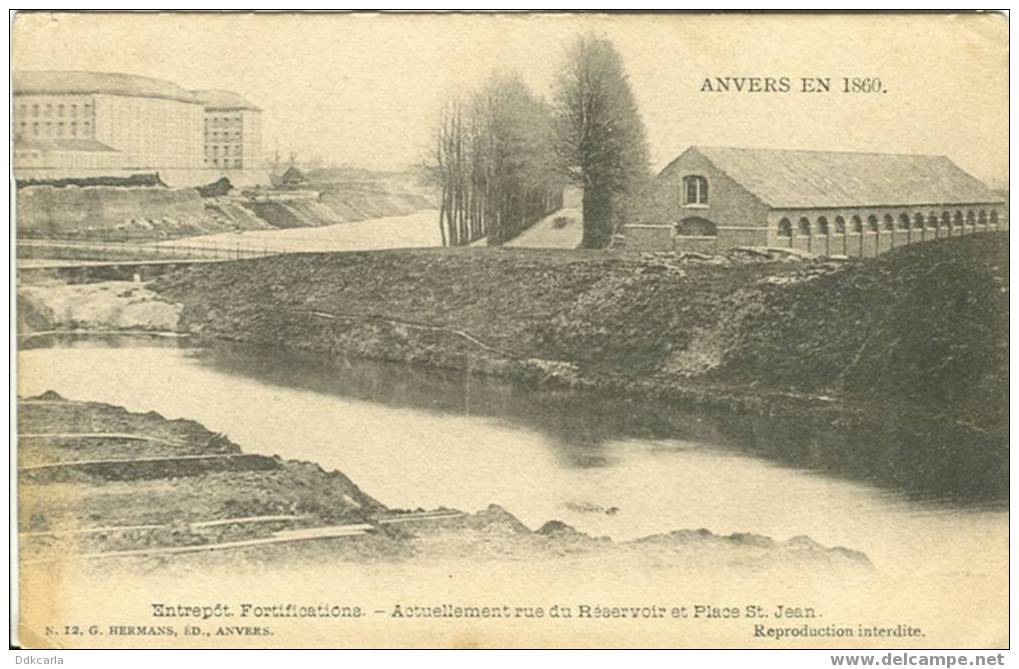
<box><xmin>12</xmin><ymin>12</ymin><xmax>1009</xmax><ymax>185</ymax></box>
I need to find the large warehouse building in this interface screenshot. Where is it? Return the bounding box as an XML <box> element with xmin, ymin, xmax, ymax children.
<box><xmin>13</xmin><ymin>70</ymin><xmax>267</xmax><ymax>186</ymax></box>
<box><xmin>626</xmin><ymin>146</ymin><xmax>1006</xmax><ymax>257</ymax></box>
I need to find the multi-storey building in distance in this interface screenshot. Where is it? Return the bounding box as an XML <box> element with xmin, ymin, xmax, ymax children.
<box><xmin>13</xmin><ymin>70</ymin><xmax>267</xmax><ymax>186</ymax></box>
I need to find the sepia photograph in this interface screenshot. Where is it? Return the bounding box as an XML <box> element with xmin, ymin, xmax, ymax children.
<box><xmin>9</xmin><ymin>10</ymin><xmax>1010</xmax><ymax>653</ymax></box>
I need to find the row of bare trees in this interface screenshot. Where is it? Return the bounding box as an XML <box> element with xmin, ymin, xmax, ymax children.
<box><xmin>427</xmin><ymin>73</ymin><xmax>563</xmax><ymax>247</ymax></box>
<box><xmin>425</xmin><ymin>34</ymin><xmax>650</xmax><ymax>249</ymax></box>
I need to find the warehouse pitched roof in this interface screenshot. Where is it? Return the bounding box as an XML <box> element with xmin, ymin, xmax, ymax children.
<box><xmin>677</xmin><ymin>146</ymin><xmax>1003</xmax><ymax>209</ymax></box>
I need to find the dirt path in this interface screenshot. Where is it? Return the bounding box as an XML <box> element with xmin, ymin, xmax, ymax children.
<box><xmin>504</xmin><ymin>207</ymin><xmax>582</xmax><ymax>249</ymax></box>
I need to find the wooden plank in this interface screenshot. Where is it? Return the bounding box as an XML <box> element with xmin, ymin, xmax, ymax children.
<box><xmin>23</xmin><ymin>523</ymin><xmax>378</xmax><ymax>563</ymax></box>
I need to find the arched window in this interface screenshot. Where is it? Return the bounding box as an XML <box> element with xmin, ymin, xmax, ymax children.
<box><xmin>991</xmin><ymin>210</ymin><xmax>999</xmax><ymax>226</ymax></box>
<box><xmin>979</xmin><ymin>210</ymin><xmax>988</xmax><ymax>225</ymax></box>
<box><xmin>941</xmin><ymin>212</ymin><xmax>950</xmax><ymax>228</ymax></box>
<box><xmin>834</xmin><ymin>216</ymin><xmax>846</xmax><ymax>233</ymax></box>
<box><xmin>798</xmin><ymin>217</ymin><xmax>811</xmax><ymax>236</ymax></box>
<box><xmin>967</xmin><ymin>211</ymin><xmax>976</xmax><ymax>226</ymax></box>
<box><xmin>868</xmin><ymin>215</ymin><xmax>879</xmax><ymax>232</ymax></box>
<box><xmin>778</xmin><ymin>218</ymin><xmax>792</xmax><ymax>237</ymax></box>
<box><xmin>898</xmin><ymin>213</ymin><xmax>911</xmax><ymax>230</ymax></box>
<box><xmin>683</xmin><ymin>176</ymin><xmax>708</xmax><ymax>205</ymax></box>
<box><xmin>915</xmin><ymin>213</ymin><xmax>925</xmax><ymax>229</ymax></box>
<box><xmin>817</xmin><ymin>216</ymin><xmax>830</xmax><ymax>235</ymax></box>
<box><xmin>675</xmin><ymin>217</ymin><xmax>717</xmax><ymax>236</ymax></box>
<box><xmin>954</xmin><ymin>211</ymin><xmax>964</xmax><ymax>227</ymax></box>
<box><xmin>851</xmin><ymin>215</ymin><xmax>863</xmax><ymax>233</ymax></box>
<box><xmin>883</xmin><ymin>214</ymin><xmax>895</xmax><ymax>231</ymax></box>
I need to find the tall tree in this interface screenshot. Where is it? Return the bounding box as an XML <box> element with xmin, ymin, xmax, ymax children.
<box><xmin>553</xmin><ymin>34</ymin><xmax>650</xmax><ymax>248</ymax></box>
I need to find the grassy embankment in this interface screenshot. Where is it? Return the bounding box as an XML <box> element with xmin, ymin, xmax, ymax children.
<box><xmin>151</xmin><ymin>233</ymin><xmax>1008</xmax><ymax>441</ymax></box>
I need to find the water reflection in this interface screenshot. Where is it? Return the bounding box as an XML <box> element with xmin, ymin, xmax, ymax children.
<box><xmin>46</xmin><ymin>334</ymin><xmax>1000</xmax><ymax>508</ymax></box>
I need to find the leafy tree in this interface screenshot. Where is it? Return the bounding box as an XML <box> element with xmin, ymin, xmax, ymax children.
<box><xmin>553</xmin><ymin>34</ymin><xmax>650</xmax><ymax>248</ymax></box>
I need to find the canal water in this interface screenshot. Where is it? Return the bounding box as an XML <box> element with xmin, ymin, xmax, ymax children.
<box><xmin>17</xmin><ymin>336</ymin><xmax>1007</xmax><ymax>580</ymax></box>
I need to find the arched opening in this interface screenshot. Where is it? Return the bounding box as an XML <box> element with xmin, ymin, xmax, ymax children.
<box><xmin>675</xmin><ymin>217</ymin><xmax>717</xmax><ymax>236</ymax></box>
<box><xmin>817</xmin><ymin>216</ymin><xmax>831</xmax><ymax>254</ymax></box>
<box><xmin>834</xmin><ymin>216</ymin><xmax>846</xmax><ymax>234</ymax></box>
<box><xmin>882</xmin><ymin>214</ymin><xmax>895</xmax><ymax>248</ymax></box>
<box><xmin>991</xmin><ymin>210</ymin><xmax>1000</xmax><ymax>228</ymax></box>
<box><xmin>777</xmin><ymin>218</ymin><xmax>792</xmax><ymax>238</ymax></box>
<box><xmin>941</xmin><ymin>211</ymin><xmax>950</xmax><ymax>230</ymax></box>
<box><xmin>979</xmin><ymin>210</ymin><xmax>988</xmax><ymax>227</ymax></box>
<box><xmin>967</xmin><ymin>210</ymin><xmax>976</xmax><ymax>227</ymax></box>
<box><xmin>954</xmin><ymin>211</ymin><xmax>964</xmax><ymax>235</ymax></box>
<box><xmin>898</xmin><ymin>213</ymin><xmax>911</xmax><ymax>230</ymax></box>
<box><xmin>797</xmin><ymin>217</ymin><xmax>811</xmax><ymax>236</ymax></box>
<box><xmin>851</xmin><ymin>215</ymin><xmax>863</xmax><ymax>233</ymax></box>
<box><xmin>915</xmin><ymin>213</ymin><xmax>925</xmax><ymax>229</ymax></box>
<box><xmin>867</xmin><ymin>215</ymin><xmax>879</xmax><ymax>232</ymax></box>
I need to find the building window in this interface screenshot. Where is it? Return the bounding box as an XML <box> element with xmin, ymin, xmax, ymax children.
<box><xmin>868</xmin><ymin>215</ymin><xmax>879</xmax><ymax>232</ymax></box>
<box><xmin>778</xmin><ymin>217</ymin><xmax>792</xmax><ymax>237</ymax></box>
<box><xmin>817</xmin><ymin>216</ymin><xmax>830</xmax><ymax>235</ymax></box>
<box><xmin>797</xmin><ymin>217</ymin><xmax>811</xmax><ymax>236</ymax></box>
<box><xmin>898</xmin><ymin>213</ymin><xmax>911</xmax><ymax>230</ymax></box>
<box><xmin>31</xmin><ymin>104</ymin><xmax>39</xmax><ymax>116</ymax></box>
<box><xmin>915</xmin><ymin>213</ymin><xmax>925</xmax><ymax>229</ymax></box>
<box><xmin>941</xmin><ymin>212</ymin><xmax>950</xmax><ymax>229</ymax></box>
<box><xmin>851</xmin><ymin>215</ymin><xmax>863</xmax><ymax>233</ymax></box>
<box><xmin>979</xmin><ymin>210</ymin><xmax>988</xmax><ymax>226</ymax></box>
<box><xmin>966</xmin><ymin>210</ymin><xmax>976</xmax><ymax>226</ymax></box>
<box><xmin>70</xmin><ymin>121</ymin><xmax>77</xmax><ymax>137</ymax></box>
<box><xmin>834</xmin><ymin>216</ymin><xmax>846</xmax><ymax>233</ymax></box>
<box><xmin>883</xmin><ymin>214</ymin><xmax>894</xmax><ymax>231</ymax></box>
<box><xmin>991</xmin><ymin>210</ymin><xmax>999</xmax><ymax>226</ymax></box>
<box><xmin>683</xmin><ymin>175</ymin><xmax>708</xmax><ymax>205</ymax></box>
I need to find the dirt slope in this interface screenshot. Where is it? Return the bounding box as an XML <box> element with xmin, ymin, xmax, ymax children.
<box><xmin>149</xmin><ymin>234</ymin><xmax>1008</xmax><ymax>437</ymax></box>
